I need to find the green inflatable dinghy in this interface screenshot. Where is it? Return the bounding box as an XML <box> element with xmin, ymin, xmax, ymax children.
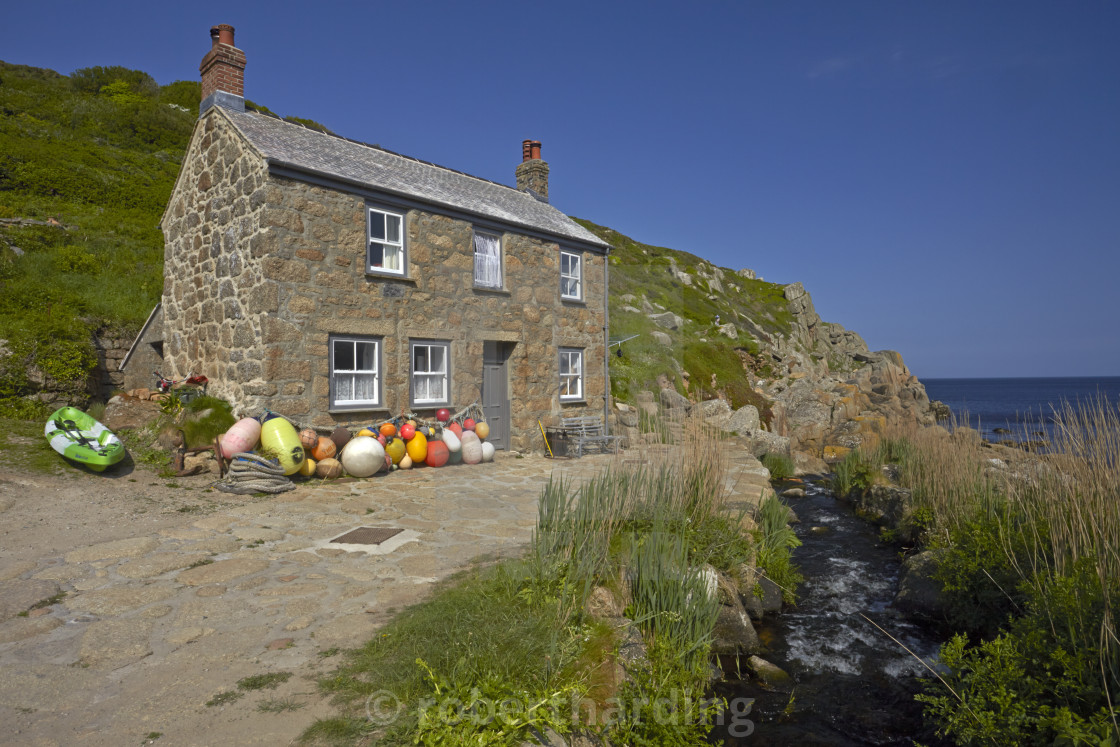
<box><xmin>45</xmin><ymin>406</ymin><xmax>126</xmax><ymax>472</ymax></box>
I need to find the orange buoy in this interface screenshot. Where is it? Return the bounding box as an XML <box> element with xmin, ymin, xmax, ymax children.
<box><xmin>312</xmin><ymin>436</ymin><xmax>337</xmax><ymax>461</ymax></box>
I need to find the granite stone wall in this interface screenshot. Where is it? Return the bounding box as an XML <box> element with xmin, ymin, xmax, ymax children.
<box><xmin>161</xmin><ymin>109</ymin><xmax>606</xmax><ymax>451</ymax></box>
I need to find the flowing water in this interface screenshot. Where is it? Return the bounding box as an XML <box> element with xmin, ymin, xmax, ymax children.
<box><xmin>711</xmin><ymin>481</ymin><xmax>949</xmax><ymax>746</ymax></box>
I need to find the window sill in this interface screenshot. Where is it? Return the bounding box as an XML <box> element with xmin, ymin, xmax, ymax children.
<box><xmin>365</xmin><ymin>270</ymin><xmax>414</xmax><ymax>281</ymax></box>
<box><xmin>560</xmin><ymin>399</ymin><xmax>587</xmax><ymax>406</ymax></box>
<box><xmin>328</xmin><ymin>405</ymin><xmax>390</xmax><ymax>415</ymax></box>
<box><xmin>473</xmin><ymin>285</ymin><xmax>510</xmax><ymax>295</ymax></box>
<box><xmin>561</xmin><ymin>297</ymin><xmax>586</xmax><ymax>306</ymax></box>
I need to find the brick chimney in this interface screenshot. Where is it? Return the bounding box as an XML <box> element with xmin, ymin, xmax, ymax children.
<box><xmin>199</xmin><ymin>24</ymin><xmax>246</xmax><ymax>114</ymax></box>
<box><xmin>515</xmin><ymin>139</ymin><xmax>549</xmax><ymax>203</ymax></box>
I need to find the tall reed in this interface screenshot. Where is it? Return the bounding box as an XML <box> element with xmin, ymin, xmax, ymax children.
<box><xmin>887</xmin><ymin>397</ymin><xmax>1120</xmax><ymax>735</ymax></box>
<box><xmin>530</xmin><ymin>417</ymin><xmax>731</xmax><ymax>634</ymax></box>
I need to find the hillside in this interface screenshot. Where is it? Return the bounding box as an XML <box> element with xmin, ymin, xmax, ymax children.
<box><xmin>0</xmin><ymin>61</ymin><xmax>936</xmax><ymax>455</ymax></box>
<box><xmin>0</xmin><ymin>62</ymin><xmax>324</xmax><ymax>411</ymax></box>
<box><xmin>0</xmin><ymin>61</ymin><xmax>197</xmax><ymax>407</ymax></box>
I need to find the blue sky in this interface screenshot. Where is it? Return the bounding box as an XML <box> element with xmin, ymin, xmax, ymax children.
<box><xmin>5</xmin><ymin>1</ymin><xmax>1118</xmax><ymax>378</ymax></box>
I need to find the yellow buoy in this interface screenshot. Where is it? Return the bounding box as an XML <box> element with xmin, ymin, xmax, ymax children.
<box><xmin>406</xmin><ymin>432</ymin><xmax>428</xmax><ymax>464</ymax></box>
<box><xmin>385</xmin><ymin>437</ymin><xmax>406</xmax><ymax>465</ymax></box>
<box><xmin>260</xmin><ymin>416</ymin><xmax>306</xmax><ymax>475</ymax></box>
<box><xmin>299</xmin><ymin>457</ymin><xmax>317</xmax><ymax>477</ymax></box>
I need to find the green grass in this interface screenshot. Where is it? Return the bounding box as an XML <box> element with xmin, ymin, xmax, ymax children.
<box><xmin>761</xmin><ymin>452</ymin><xmax>795</xmax><ymax>480</ymax></box>
<box><xmin>237</xmin><ymin>672</ymin><xmax>293</xmax><ymax>691</ymax></box>
<box><xmin>0</xmin><ymin>415</ymin><xmax>70</xmax><ymax>474</ymax></box>
<box><xmin>572</xmin><ymin>217</ymin><xmax>790</xmax><ymax>417</ymax></box>
<box><xmin>257</xmin><ymin>698</ymin><xmax>306</xmax><ymax>713</ymax></box>
<box><xmin>311</xmin><ymin>560</ymin><xmax>590</xmax><ymax>745</ymax></box>
<box><xmin>309</xmin><ymin>424</ymin><xmax>766</xmax><ymax>745</ymax></box>
<box><xmin>205</xmin><ymin>690</ymin><xmax>243</xmax><ymax>707</ymax></box>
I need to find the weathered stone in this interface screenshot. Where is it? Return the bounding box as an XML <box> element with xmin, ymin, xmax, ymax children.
<box><xmin>231</xmin><ymin>527</ymin><xmax>285</xmax><ymax>542</ymax></box>
<box><xmin>166</xmin><ymin>626</ymin><xmax>215</xmax><ymax>646</ymax></box>
<box><xmin>697</xmin><ymin>399</ymin><xmax>732</xmax><ymax>420</ymax></box>
<box><xmin>117</xmin><ymin>553</ymin><xmax>211</xmax><ymax>580</ymax></box>
<box><xmin>0</xmin><ymin>615</ymin><xmax>63</xmax><ymax>643</ymax></box>
<box><xmin>65</xmin><ymin>537</ymin><xmax>159</xmax><ymax>564</ymax></box>
<box><xmin>724</xmin><ymin>405</ymin><xmax>760</xmax><ymax>435</ymax></box>
<box><xmin>176</xmin><ymin>558</ymin><xmax>270</xmax><ymax>586</ymax></box>
<box><xmin>0</xmin><ymin>560</ymin><xmax>37</xmax><ymax>582</ymax></box>
<box><xmin>747</xmin><ymin>431</ymin><xmax>790</xmax><ymax>459</ymax></box>
<box><xmin>895</xmin><ymin>549</ymin><xmax>949</xmax><ymax>622</ymax></box>
<box><xmin>747</xmin><ymin>655</ymin><xmax>793</xmax><ymax>692</ymax></box>
<box><xmin>0</xmin><ymin>579</ymin><xmax>61</xmax><ymax>621</ymax></box>
<box><xmin>659</xmin><ymin>387</ymin><xmax>691</xmax><ymax>411</ymax></box>
<box><xmin>80</xmin><ymin>618</ymin><xmax>155</xmax><ymax>670</ymax></box>
<box><xmin>67</xmin><ymin>586</ymin><xmax>177</xmax><ymax>616</ymax></box>
<box><xmin>648</xmin><ymin>311</ymin><xmax>684</xmax><ymax>330</ymax></box>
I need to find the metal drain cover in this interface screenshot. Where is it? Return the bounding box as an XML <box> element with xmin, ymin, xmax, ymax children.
<box><xmin>329</xmin><ymin>526</ymin><xmax>403</xmax><ymax>546</ymax></box>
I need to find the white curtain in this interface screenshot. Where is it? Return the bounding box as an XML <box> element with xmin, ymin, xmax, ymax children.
<box><xmin>474</xmin><ymin>232</ymin><xmax>501</xmax><ymax>288</ymax></box>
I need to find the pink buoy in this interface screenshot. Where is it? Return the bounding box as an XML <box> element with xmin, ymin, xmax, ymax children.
<box><xmin>221</xmin><ymin>417</ymin><xmax>262</xmax><ymax>459</ymax></box>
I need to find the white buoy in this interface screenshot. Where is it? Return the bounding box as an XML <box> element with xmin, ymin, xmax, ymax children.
<box><xmin>339</xmin><ymin>436</ymin><xmax>386</xmax><ymax>478</ymax></box>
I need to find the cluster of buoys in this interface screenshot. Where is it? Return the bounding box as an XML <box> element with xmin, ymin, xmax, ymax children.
<box><xmin>217</xmin><ymin>410</ymin><xmax>495</xmax><ymax>482</ymax></box>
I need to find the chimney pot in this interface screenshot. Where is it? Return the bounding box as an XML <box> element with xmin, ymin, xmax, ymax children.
<box><xmin>530</xmin><ymin>140</ymin><xmax>541</xmax><ymax>161</ymax></box>
<box><xmin>216</xmin><ymin>24</ymin><xmax>235</xmax><ymax>46</ymax></box>
<box><xmin>522</xmin><ymin>140</ymin><xmax>533</xmax><ymax>163</ymax></box>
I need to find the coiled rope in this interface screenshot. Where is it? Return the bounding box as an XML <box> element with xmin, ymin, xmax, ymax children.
<box><xmin>213</xmin><ymin>452</ymin><xmax>295</xmax><ymax>495</ymax></box>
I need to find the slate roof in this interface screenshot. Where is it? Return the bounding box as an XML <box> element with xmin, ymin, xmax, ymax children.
<box><xmin>221</xmin><ymin>107</ymin><xmax>607</xmax><ymax>250</ymax></box>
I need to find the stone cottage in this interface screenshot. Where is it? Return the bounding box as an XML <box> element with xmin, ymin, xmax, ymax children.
<box><xmin>157</xmin><ymin>25</ymin><xmax>610</xmax><ymax>451</ymax></box>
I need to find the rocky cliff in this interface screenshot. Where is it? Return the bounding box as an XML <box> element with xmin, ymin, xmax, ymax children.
<box><xmin>575</xmin><ymin>219</ymin><xmax>936</xmax><ymax>462</ymax></box>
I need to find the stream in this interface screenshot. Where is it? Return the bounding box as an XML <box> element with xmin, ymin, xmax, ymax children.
<box><xmin>711</xmin><ymin>480</ymin><xmax>950</xmax><ymax>746</ymax></box>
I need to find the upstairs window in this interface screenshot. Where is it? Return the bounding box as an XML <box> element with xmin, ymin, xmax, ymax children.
<box><xmin>560</xmin><ymin>251</ymin><xmax>582</xmax><ymax>300</ymax></box>
<box><xmin>330</xmin><ymin>335</ymin><xmax>381</xmax><ymax>409</ymax></box>
<box><xmin>368</xmin><ymin>207</ymin><xmax>404</xmax><ymax>275</ymax></box>
<box><xmin>473</xmin><ymin>230</ymin><xmax>502</xmax><ymax>289</ymax></box>
<box><xmin>559</xmin><ymin>348</ymin><xmax>583</xmax><ymax>401</ymax></box>
<box><xmin>411</xmin><ymin>340</ymin><xmax>450</xmax><ymax>407</ymax></box>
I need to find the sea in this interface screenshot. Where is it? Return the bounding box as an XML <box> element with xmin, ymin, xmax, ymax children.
<box><xmin>922</xmin><ymin>376</ymin><xmax>1120</xmax><ymax>443</ymax></box>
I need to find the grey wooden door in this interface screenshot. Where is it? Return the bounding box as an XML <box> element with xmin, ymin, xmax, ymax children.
<box><xmin>482</xmin><ymin>341</ymin><xmax>511</xmax><ymax>450</ymax></box>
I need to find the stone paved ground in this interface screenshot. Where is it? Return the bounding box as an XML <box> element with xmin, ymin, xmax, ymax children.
<box><xmin>0</xmin><ymin>441</ymin><xmax>772</xmax><ymax>746</ymax></box>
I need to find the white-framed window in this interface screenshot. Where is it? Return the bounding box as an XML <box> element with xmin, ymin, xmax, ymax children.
<box><xmin>411</xmin><ymin>340</ymin><xmax>450</xmax><ymax>407</ymax></box>
<box><xmin>367</xmin><ymin>206</ymin><xmax>404</xmax><ymax>275</ymax></box>
<box><xmin>559</xmin><ymin>348</ymin><xmax>583</xmax><ymax>401</ymax></box>
<box><xmin>560</xmin><ymin>250</ymin><xmax>582</xmax><ymax>300</ymax></box>
<box><xmin>473</xmin><ymin>230</ymin><xmax>502</xmax><ymax>289</ymax></box>
<box><xmin>330</xmin><ymin>335</ymin><xmax>381</xmax><ymax>409</ymax></box>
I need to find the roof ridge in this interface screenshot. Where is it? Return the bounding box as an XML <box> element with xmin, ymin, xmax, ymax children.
<box><xmin>241</xmin><ymin>106</ymin><xmax>523</xmax><ymax>197</ymax></box>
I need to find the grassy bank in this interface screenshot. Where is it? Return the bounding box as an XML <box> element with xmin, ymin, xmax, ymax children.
<box><xmin>305</xmin><ymin>423</ymin><xmax>798</xmax><ymax>745</ymax></box>
<box><xmin>831</xmin><ymin>402</ymin><xmax>1120</xmax><ymax>745</ymax></box>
